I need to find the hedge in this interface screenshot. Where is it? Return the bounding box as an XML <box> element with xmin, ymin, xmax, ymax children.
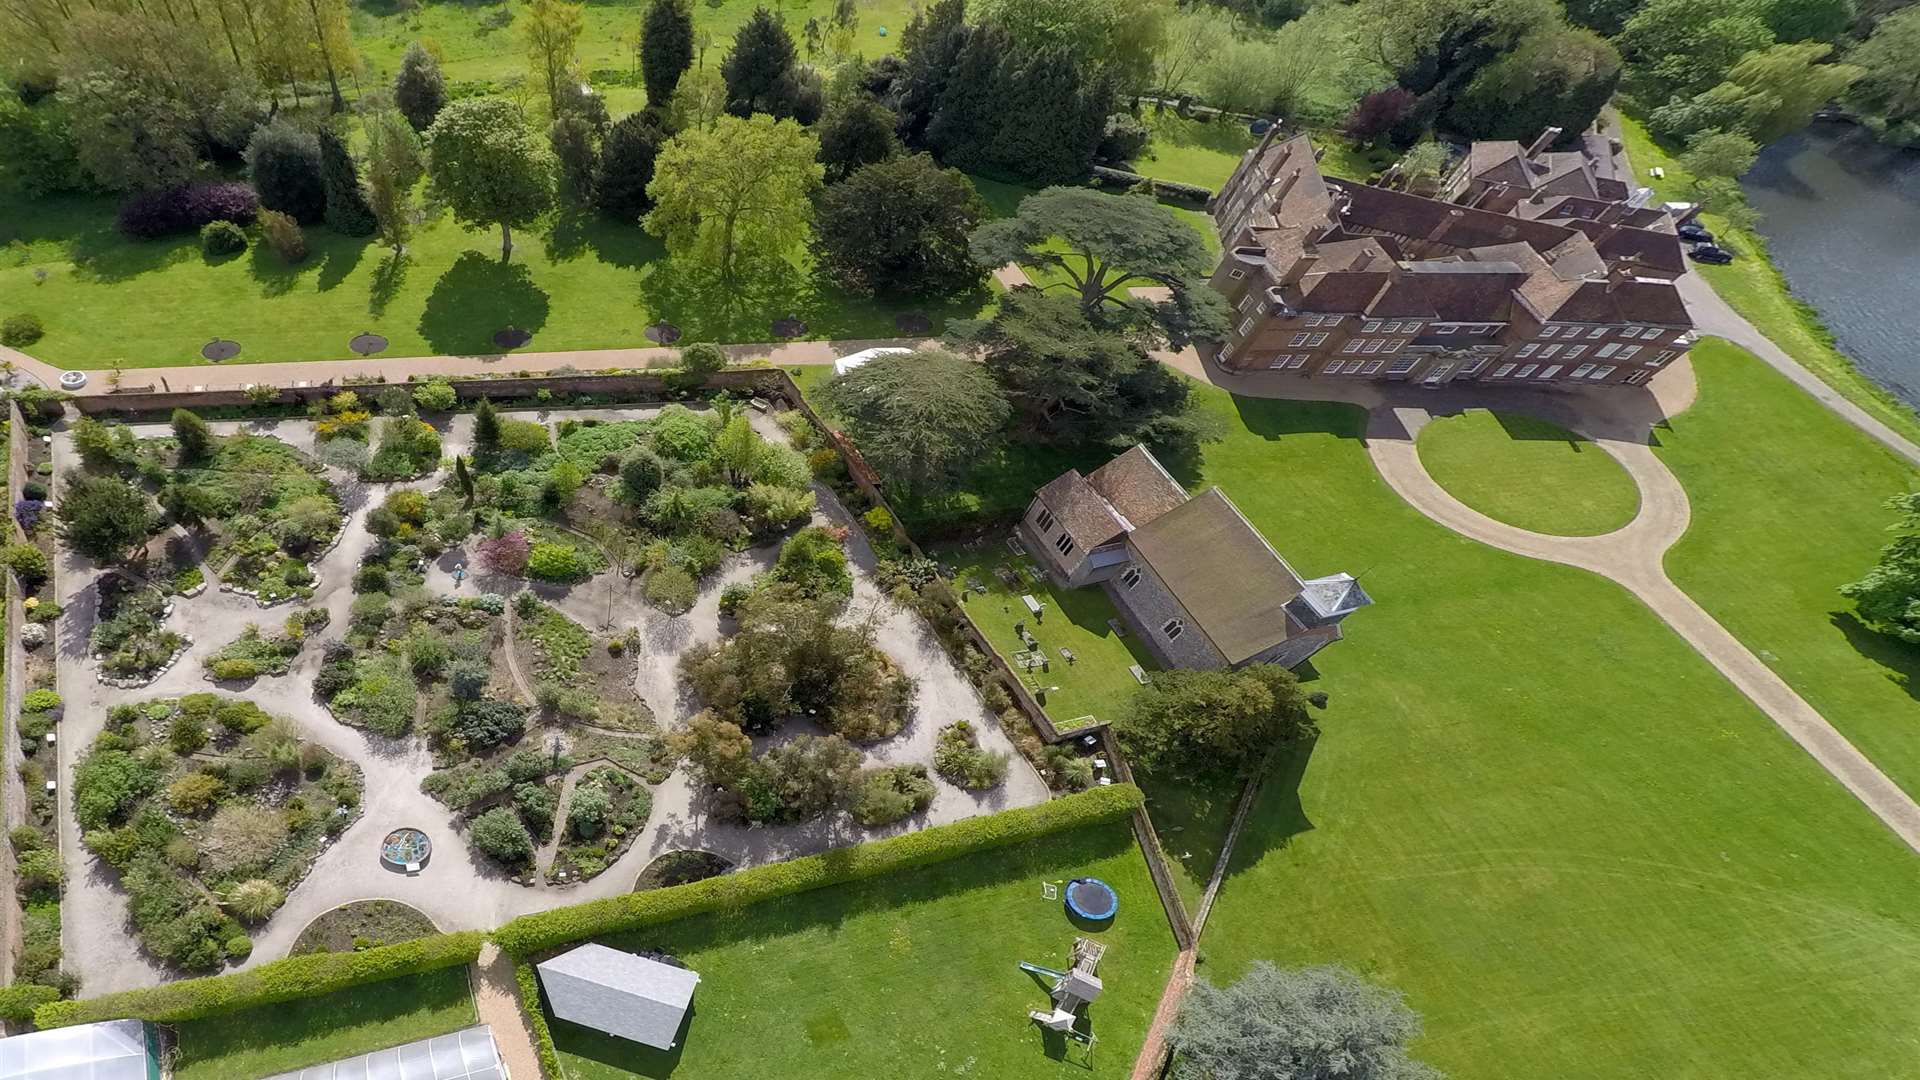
<box><xmin>515</xmin><ymin>960</ymin><xmax>563</xmax><ymax>1078</ymax></box>
<box><xmin>34</xmin><ymin>930</ymin><xmax>485</xmax><ymax>1028</ymax></box>
<box><xmin>493</xmin><ymin>784</ymin><xmax>1144</xmax><ymax>955</ymax></box>
<box><xmin>0</xmin><ymin>983</ymin><xmax>61</xmax><ymax>1022</ymax></box>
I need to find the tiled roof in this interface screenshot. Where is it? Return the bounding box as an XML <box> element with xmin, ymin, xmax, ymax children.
<box><xmin>1543</xmin><ymin>279</ymin><xmax>1692</xmax><ymax>325</ymax></box>
<box><xmin>1298</xmin><ymin>270</ymin><xmax>1393</xmax><ymax>313</ymax></box>
<box><xmin>1035</xmin><ymin>471</ymin><xmax>1127</xmax><ymax>551</ymax></box>
<box><xmin>1330</xmin><ymin>180</ymin><xmax>1573</xmax><ymax>255</ymax></box>
<box><xmin>1087</xmin><ymin>445</ymin><xmax>1188</xmax><ymax>528</ymax></box>
<box><xmin>1400</xmin><ymin>262</ymin><xmax>1528</xmax><ymax>321</ymax></box>
<box><xmin>1575</xmin><ymin>222</ymin><xmax>1686</xmax><ymax>275</ymax></box>
<box><xmin>1128</xmin><ymin>489</ymin><xmax>1306</xmax><ymax>666</ymax></box>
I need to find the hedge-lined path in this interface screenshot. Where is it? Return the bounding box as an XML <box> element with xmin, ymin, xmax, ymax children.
<box><xmin>470</xmin><ymin>942</ymin><xmax>544</xmax><ymax>1080</ymax></box>
<box><xmin>52</xmin><ymin>407</ymin><xmax>1047</xmax><ymax>994</ymax></box>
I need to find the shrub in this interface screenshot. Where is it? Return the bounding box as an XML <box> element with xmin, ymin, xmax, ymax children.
<box><xmin>477</xmin><ymin>531</ymin><xmax>531</xmax><ymax>576</ymax></box>
<box><xmin>527</xmin><ymin>542</ymin><xmax>590</xmax><ymax>583</ymax></box>
<box><xmin>644</xmin><ymin>565</ymin><xmax>698</xmax><ymax>614</ymax></box>
<box><xmin>258</xmin><ymin>209</ymin><xmax>308</xmax><ymax>264</ymax></box>
<box><xmin>21</xmin><ymin>688</ymin><xmax>60</xmax><ymax>713</ymax></box>
<box><xmin>851</xmin><ymin>764</ymin><xmax>936</xmax><ymax>826</ymax></box>
<box><xmin>199</xmin><ymin>220</ymin><xmax>248</xmax><ymax>256</ymax></box>
<box><xmin>421</xmin><ymin>763</ymin><xmax>511</xmax><ymax>810</ymax></box>
<box><xmin>116</xmin><ymin>182</ymin><xmax>259</xmax><ymax>240</ymax></box>
<box><xmin>413</xmin><ymin>379</ymin><xmax>458</xmax><ymax>412</ymax></box>
<box><xmin>166</xmin><ymin>772</ymin><xmax>224</xmax><ymax>814</ymax></box>
<box><xmin>17</xmin><ymin>848</ymin><xmax>63</xmax><ymax>888</ymax></box>
<box><xmin>73</xmin><ymin>749</ymin><xmax>161</xmax><ymax>830</ymax></box>
<box><xmin>34</xmin><ymin>931</ymin><xmax>487</xmax><ymax>1027</ymax></box>
<box><xmin>717</xmin><ymin>581</ymin><xmax>751</xmax><ymax>618</ymax></box>
<box><xmin>0</xmin><ymin>984</ymin><xmax>60</xmax><ymax>1023</ymax></box>
<box><xmin>493</xmin><ymin>785</ymin><xmax>1143</xmax><ymax>954</ymax></box>
<box><xmin>469</xmin><ymin>807</ymin><xmax>536</xmax><ymax>864</ymax></box>
<box><xmin>771</xmin><ymin>525</ymin><xmax>852</xmax><ymax>601</ymax></box>
<box><xmin>933</xmin><ymin>722</ymin><xmax>1009</xmax><ymax>790</ymax></box>
<box><xmin>453</xmin><ymin>699</ymin><xmax>528</xmax><ymax>751</ymax></box>
<box><xmin>1</xmin><ymin>313</ymin><xmax>45</xmax><ymax>348</ymax></box>
<box><xmin>566</xmin><ymin>783</ymin><xmax>612</xmax><ymax>839</ymax></box>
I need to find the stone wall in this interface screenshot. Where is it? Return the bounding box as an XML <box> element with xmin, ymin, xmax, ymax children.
<box><xmin>1107</xmin><ymin>551</ymin><xmax>1229</xmax><ymax>670</ymax></box>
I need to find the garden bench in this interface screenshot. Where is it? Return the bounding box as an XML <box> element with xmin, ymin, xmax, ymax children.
<box><xmin>1129</xmin><ymin>664</ymin><xmax>1150</xmax><ymax>685</ymax></box>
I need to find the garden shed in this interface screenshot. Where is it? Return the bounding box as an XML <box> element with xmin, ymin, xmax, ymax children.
<box><xmin>0</xmin><ymin>1019</ymin><xmax>159</xmax><ymax>1080</ymax></box>
<box><xmin>538</xmin><ymin>943</ymin><xmax>701</xmax><ymax>1049</ymax></box>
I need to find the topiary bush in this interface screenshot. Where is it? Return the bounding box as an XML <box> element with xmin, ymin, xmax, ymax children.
<box><xmin>199</xmin><ymin>220</ymin><xmax>248</xmax><ymax>256</ymax></box>
<box><xmin>1</xmin><ymin>313</ymin><xmax>44</xmax><ymax>347</ymax></box>
<box><xmin>492</xmin><ymin>784</ymin><xmax>1143</xmax><ymax>955</ymax></box>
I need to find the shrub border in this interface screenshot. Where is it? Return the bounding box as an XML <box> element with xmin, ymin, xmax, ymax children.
<box><xmin>492</xmin><ymin>783</ymin><xmax>1143</xmax><ymax>956</ymax></box>
<box><xmin>33</xmin><ymin>930</ymin><xmax>485</xmax><ymax>1028</ymax></box>
<box><xmin>514</xmin><ymin>959</ymin><xmax>563</xmax><ymax>1078</ymax></box>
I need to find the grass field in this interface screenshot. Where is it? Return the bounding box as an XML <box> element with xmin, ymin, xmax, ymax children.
<box><xmin>1617</xmin><ymin>116</ymin><xmax>1920</xmax><ymax>449</ymax></box>
<box><xmin>1656</xmin><ymin>340</ymin><xmax>1920</xmax><ymax>799</ymax></box>
<box><xmin>1171</xmin><ymin>378</ymin><xmax>1920</xmax><ymax>1078</ymax></box>
<box><xmin>1416</xmin><ymin>409</ymin><xmax>1641</xmax><ymax>536</ymax></box>
<box><xmin>171</xmin><ymin>967</ymin><xmax>476</xmax><ymax>1079</ymax></box>
<box><xmin>545</xmin><ymin>820</ymin><xmax>1173</xmax><ymax>1079</ymax></box>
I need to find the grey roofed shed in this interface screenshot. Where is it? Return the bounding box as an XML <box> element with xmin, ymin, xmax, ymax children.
<box><xmin>265</xmin><ymin>1025</ymin><xmax>504</xmax><ymax>1080</ymax></box>
<box><xmin>0</xmin><ymin>1019</ymin><xmax>158</xmax><ymax>1080</ymax></box>
<box><xmin>538</xmin><ymin>943</ymin><xmax>701</xmax><ymax>1049</ymax></box>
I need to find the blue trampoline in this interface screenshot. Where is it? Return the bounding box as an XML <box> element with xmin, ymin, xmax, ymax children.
<box><xmin>1064</xmin><ymin>877</ymin><xmax>1118</xmax><ymax>921</ymax></box>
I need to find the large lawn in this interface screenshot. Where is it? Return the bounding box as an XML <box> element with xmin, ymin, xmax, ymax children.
<box><xmin>544</xmin><ymin>821</ymin><xmax>1173</xmax><ymax>1079</ymax></box>
<box><xmin>1656</xmin><ymin>339</ymin><xmax>1920</xmax><ymax>798</ymax></box>
<box><xmin>170</xmin><ymin>967</ymin><xmax>476</xmax><ymax>1080</ymax></box>
<box><xmin>1617</xmin><ymin>116</ymin><xmax>1920</xmax><ymax>448</ymax></box>
<box><xmin>1417</xmin><ymin>409</ymin><xmax>1641</xmax><ymax>536</ymax></box>
<box><xmin>1176</xmin><ymin>379</ymin><xmax>1920</xmax><ymax>1078</ymax></box>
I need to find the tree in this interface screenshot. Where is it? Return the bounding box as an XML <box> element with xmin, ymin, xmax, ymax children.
<box><xmin>524</xmin><ymin>0</ymin><xmax>586</xmax><ymax>118</ymax></box>
<box><xmin>973</xmin><ymin>0</ymin><xmax>1174</xmax><ymax>89</ymax></box>
<box><xmin>550</xmin><ymin>115</ymin><xmax>598</xmax><ymax>204</ymax></box>
<box><xmin>363</xmin><ymin>108</ymin><xmax>425</xmax><ymax>252</ymax></box>
<box><xmin>819</xmin><ymin>349</ymin><xmax>1009</xmax><ymax>501</ymax></box>
<box><xmin>893</xmin><ymin>0</ymin><xmax>970</xmax><ymax>145</ymax></box>
<box><xmin>595</xmin><ymin>111</ymin><xmax>667</xmax><ymax>219</ymax></box>
<box><xmin>641</xmin><ymin>0</ymin><xmax>695</xmax><ymax>107</ymax></box>
<box><xmin>1115</xmin><ymin>663</ymin><xmax>1315</xmax><ymax>777</ymax></box>
<box><xmin>1848</xmin><ymin>7</ymin><xmax>1920</xmax><ymax>141</ymax></box>
<box><xmin>473</xmin><ymin>397</ymin><xmax>502</xmax><ymax>451</ymax></box>
<box><xmin>962</xmin><ymin>288</ymin><xmax>1212</xmax><ymax>452</ymax></box>
<box><xmin>1563</xmin><ymin>0</ymin><xmax>1643</xmax><ymax>35</ymax></box>
<box><xmin>455</xmin><ymin>455</ymin><xmax>476</xmax><ymax>507</ymax></box>
<box><xmin>469</xmin><ymin>806</ymin><xmax>535</xmax><ymax>863</ymax></box>
<box><xmin>425</xmin><ymin>97</ymin><xmax>555</xmax><ymax>262</ymax></box>
<box><xmin>1762</xmin><ymin>0</ymin><xmax>1854</xmax><ymax>43</ymax></box>
<box><xmin>1196</xmin><ymin>14</ymin><xmax>1345</xmax><ymax>120</ymax></box>
<box><xmin>759</xmin><ymin>734</ymin><xmax>863</xmax><ymax>820</ymax></box>
<box><xmin>55</xmin><ymin>473</ymin><xmax>153</xmax><ymax>562</ymax></box>
<box><xmin>247</xmin><ymin>119</ymin><xmax>327</xmax><ymax>224</ymax></box>
<box><xmin>318</xmin><ymin>125</ymin><xmax>377</xmax><ymax>236</ymax></box>
<box><xmin>722</xmin><ymin>7</ymin><xmax>799</xmax><ymax>117</ymax></box>
<box><xmin>171</xmin><ymin>409</ymin><xmax>214</xmax><ymax>463</ymax></box>
<box><xmin>1843</xmin><ymin>491</ymin><xmax>1920</xmax><ymax>643</ymax></box>
<box><xmin>921</xmin><ymin>26</ymin><xmax>1113</xmax><ymax>184</ymax></box>
<box><xmin>668</xmin><ymin>65</ymin><xmax>730</xmax><ymax>131</ymax></box>
<box><xmin>1150</xmin><ymin>5</ymin><xmax>1236</xmax><ymax>97</ymax></box>
<box><xmin>1444</xmin><ymin>26</ymin><xmax>1621</xmax><ymax>142</ymax></box>
<box><xmin>395</xmin><ymin>42</ymin><xmax>448</xmax><ymax>132</ymax></box>
<box><xmin>816</xmin><ymin>96</ymin><xmax>902</xmax><ymax>182</ymax></box>
<box><xmin>1618</xmin><ymin>0</ymin><xmax>1774</xmax><ymax>104</ymax></box>
<box><xmin>1343</xmin><ymin>88</ymin><xmax>1416</xmax><ymax>146</ymax></box>
<box><xmin>666</xmin><ymin>711</ymin><xmax>755</xmax><ymax>788</ymax></box>
<box><xmin>644</xmin><ymin>114</ymin><xmax>822</xmax><ymax>282</ymax></box>
<box><xmin>1170</xmin><ymin>963</ymin><xmax>1442</xmax><ymax>1080</ymax></box>
<box><xmin>1650</xmin><ymin>42</ymin><xmax>1861</xmax><ymax>143</ymax></box>
<box><xmin>969</xmin><ymin>186</ymin><xmax>1226</xmax><ymax>345</ymax></box>
<box><xmin>771</xmin><ymin>525</ymin><xmax>853</xmax><ymax>599</ymax></box>
<box><xmin>813</xmin><ymin>155</ymin><xmax>985</xmax><ymax>297</ymax></box>
<box><xmin>1680</xmin><ymin>129</ymin><xmax>1760</xmax><ymax>187</ymax></box>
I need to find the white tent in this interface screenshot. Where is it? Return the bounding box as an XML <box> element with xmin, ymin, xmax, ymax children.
<box><xmin>0</xmin><ymin>1019</ymin><xmax>157</xmax><ymax>1080</ymax></box>
<box><xmin>266</xmin><ymin>1025</ymin><xmax>504</xmax><ymax>1080</ymax></box>
<box><xmin>832</xmin><ymin>347</ymin><xmax>911</xmax><ymax>376</ymax></box>
<box><xmin>538</xmin><ymin>944</ymin><xmax>700</xmax><ymax>1050</ymax></box>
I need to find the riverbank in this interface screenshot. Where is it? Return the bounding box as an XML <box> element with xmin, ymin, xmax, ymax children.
<box><xmin>1618</xmin><ymin>116</ymin><xmax>1920</xmax><ymax>448</ymax></box>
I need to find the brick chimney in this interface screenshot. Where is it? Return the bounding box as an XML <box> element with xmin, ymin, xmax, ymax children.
<box><xmin>1279</xmin><ymin>250</ymin><xmax>1321</xmax><ymax>286</ymax></box>
<box><xmin>1605</xmin><ymin>260</ymin><xmax>1638</xmax><ymax>291</ymax></box>
<box><xmin>1526</xmin><ymin>127</ymin><xmax>1563</xmax><ymax>159</ymax></box>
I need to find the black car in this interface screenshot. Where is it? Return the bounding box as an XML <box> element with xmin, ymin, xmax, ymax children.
<box><xmin>1677</xmin><ymin>223</ymin><xmax>1714</xmax><ymax>243</ymax></box>
<box><xmin>1688</xmin><ymin>243</ymin><xmax>1733</xmax><ymax>265</ymax></box>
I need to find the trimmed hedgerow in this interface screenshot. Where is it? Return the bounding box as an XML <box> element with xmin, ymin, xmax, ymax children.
<box><xmin>0</xmin><ymin>983</ymin><xmax>61</xmax><ymax>1022</ymax></box>
<box><xmin>491</xmin><ymin>784</ymin><xmax>1143</xmax><ymax>956</ymax></box>
<box><xmin>515</xmin><ymin>960</ymin><xmax>563</xmax><ymax>1079</ymax></box>
<box><xmin>33</xmin><ymin>931</ymin><xmax>485</xmax><ymax>1028</ymax></box>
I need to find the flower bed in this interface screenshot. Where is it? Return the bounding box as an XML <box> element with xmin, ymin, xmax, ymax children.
<box><xmin>90</xmin><ymin>575</ymin><xmax>188</xmax><ymax>684</ymax></box>
<box><xmin>547</xmin><ymin>767</ymin><xmax>653</xmax><ymax>885</ymax></box>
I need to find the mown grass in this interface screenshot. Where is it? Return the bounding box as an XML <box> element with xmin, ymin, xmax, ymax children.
<box><xmin>546</xmin><ymin>821</ymin><xmax>1173</xmax><ymax>1079</ymax></box>
<box><xmin>1177</xmin><ymin>377</ymin><xmax>1920</xmax><ymax>1078</ymax></box>
<box><xmin>1617</xmin><ymin>115</ymin><xmax>1920</xmax><ymax>448</ymax></box>
<box><xmin>1416</xmin><ymin>409</ymin><xmax>1641</xmax><ymax>536</ymax></box>
<box><xmin>1657</xmin><ymin>339</ymin><xmax>1920</xmax><ymax>798</ymax></box>
<box><xmin>171</xmin><ymin>967</ymin><xmax>476</xmax><ymax>1080</ymax></box>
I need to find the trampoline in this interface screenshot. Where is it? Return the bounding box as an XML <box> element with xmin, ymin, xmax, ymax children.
<box><xmin>771</xmin><ymin>316</ymin><xmax>807</xmax><ymax>339</ymax></box>
<box><xmin>644</xmin><ymin>322</ymin><xmax>682</xmax><ymax>344</ymax></box>
<box><xmin>380</xmin><ymin>827</ymin><xmax>432</xmax><ymax>871</ymax></box>
<box><xmin>349</xmin><ymin>332</ymin><xmax>389</xmax><ymax>356</ymax></box>
<box><xmin>1064</xmin><ymin>877</ymin><xmax>1118</xmax><ymax>922</ymax></box>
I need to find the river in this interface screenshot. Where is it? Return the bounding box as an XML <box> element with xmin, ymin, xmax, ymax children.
<box><xmin>1741</xmin><ymin>119</ymin><xmax>1920</xmax><ymax>408</ymax></box>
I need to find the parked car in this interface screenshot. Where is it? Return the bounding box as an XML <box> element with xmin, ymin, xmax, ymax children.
<box><xmin>1677</xmin><ymin>223</ymin><xmax>1714</xmax><ymax>243</ymax></box>
<box><xmin>1688</xmin><ymin>243</ymin><xmax>1734</xmax><ymax>265</ymax></box>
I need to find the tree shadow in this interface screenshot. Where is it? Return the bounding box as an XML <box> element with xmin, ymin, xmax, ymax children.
<box><xmin>1831</xmin><ymin>610</ymin><xmax>1920</xmax><ymax>704</ymax></box>
<box><xmin>248</xmin><ymin>242</ymin><xmax>313</xmax><ymax>298</ymax></box>
<box><xmin>1229</xmin><ymin>395</ymin><xmax>1370</xmax><ymax>444</ymax></box>
<box><xmin>545</xmin><ymin>208</ymin><xmax>596</xmax><ymax>263</ymax></box>
<box><xmin>418</xmin><ymin>251</ymin><xmax>552</xmax><ymax>355</ymax></box>
<box><xmin>1217</xmin><ymin>734</ymin><xmax>1318</xmax><ymax>886</ymax></box>
<box><xmin>369</xmin><ymin>250</ymin><xmax>410</xmax><ymax>318</ymax></box>
<box><xmin>314</xmin><ymin>235</ymin><xmax>369</xmax><ymax>293</ymax></box>
<box><xmin>636</xmin><ymin>256</ymin><xmax>824</xmax><ymax>343</ymax></box>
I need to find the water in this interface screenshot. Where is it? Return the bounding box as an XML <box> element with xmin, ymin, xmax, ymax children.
<box><xmin>1740</xmin><ymin>120</ymin><xmax>1920</xmax><ymax>407</ymax></box>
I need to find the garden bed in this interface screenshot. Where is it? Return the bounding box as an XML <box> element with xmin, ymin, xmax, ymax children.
<box><xmin>158</xmin><ymin>432</ymin><xmax>343</xmax><ymax>604</ymax></box>
<box><xmin>89</xmin><ymin>574</ymin><xmax>189</xmax><ymax>685</ymax></box>
<box><xmin>633</xmin><ymin>850</ymin><xmax>733</xmax><ymax>892</ymax></box>
<box><xmin>511</xmin><ymin>596</ymin><xmax>648</xmax><ymax>727</ymax></box>
<box><xmin>547</xmin><ymin>767</ymin><xmax>653</xmax><ymax>885</ymax></box>
<box><xmin>72</xmin><ymin>694</ymin><xmax>364</xmax><ymax>970</ymax></box>
<box><xmin>290</xmin><ymin>900</ymin><xmax>438</xmax><ymax>956</ymax></box>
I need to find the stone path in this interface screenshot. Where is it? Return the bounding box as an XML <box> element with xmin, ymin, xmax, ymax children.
<box><xmin>52</xmin><ymin>405</ymin><xmax>1047</xmax><ymax>994</ymax></box>
<box><xmin>469</xmin><ymin>942</ymin><xmax>544</xmax><ymax>1080</ymax></box>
